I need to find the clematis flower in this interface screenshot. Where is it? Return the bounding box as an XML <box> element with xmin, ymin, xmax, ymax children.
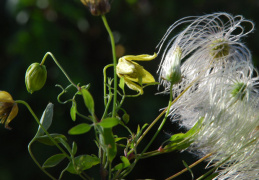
<box><xmin>116</xmin><ymin>53</ymin><xmax>157</xmax><ymax>94</ymax></box>
<box><xmin>0</xmin><ymin>91</ymin><xmax>18</xmax><ymax>129</ymax></box>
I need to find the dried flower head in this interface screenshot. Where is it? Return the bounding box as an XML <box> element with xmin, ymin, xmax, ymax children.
<box><xmin>81</xmin><ymin>0</ymin><xmax>110</xmax><ymax>16</ymax></box>
<box><xmin>157</xmin><ymin>13</ymin><xmax>254</xmax><ymax>95</ymax></box>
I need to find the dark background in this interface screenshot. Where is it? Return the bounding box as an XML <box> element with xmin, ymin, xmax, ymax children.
<box><xmin>0</xmin><ymin>0</ymin><xmax>259</xmax><ymax>179</ymax></box>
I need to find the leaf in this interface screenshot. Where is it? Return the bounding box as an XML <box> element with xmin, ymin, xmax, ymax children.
<box><xmin>81</xmin><ymin>88</ymin><xmax>94</xmax><ymax>115</ymax></box>
<box><xmin>122</xmin><ymin>113</ymin><xmax>130</xmax><ymax>124</ymax></box>
<box><xmin>114</xmin><ymin>156</ymin><xmax>130</xmax><ymax>170</ymax></box>
<box><xmin>43</xmin><ymin>154</ymin><xmax>66</xmax><ymax>168</ymax></box>
<box><xmin>98</xmin><ymin>118</ymin><xmax>120</xmax><ymax>128</ymax></box>
<box><xmin>35</xmin><ymin>103</ymin><xmax>54</xmax><ymax>137</ymax></box>
<box><xmin>72</xmin><ymin>142</ymin><xmax>77</xmax><ymax>156</ymax></box>
<box><xmin>102</xmin><ymin>128</ymin><xmax>117</xmax><ymax>162</ymax></box>
<box><xmin>70</xmin><ymin>101</ymin><xmax>77</xmax><ymax>121</ymax></box>
<box><xmin>66</xmin><ymin>155</ymin><xmax>100</xmax><ymax>174</ymax></box>
<box><xmin>119</xmin><ymin>77</ymin><xmax>125</xmax><ymax>91</ymax></box>
<box><xmin>35</xmin><ymin>134</ymin><xmax>67</xmax><ymax>146</ymax></box>
<box><xmin>182</xmin><ymin>160</ymin><xmax>194</xmax><ymax>180</ymax></box>
<box><xmin>68</xmin><ymin>123</ymin><xmax>92</xmax><ymax>135</ymax></box>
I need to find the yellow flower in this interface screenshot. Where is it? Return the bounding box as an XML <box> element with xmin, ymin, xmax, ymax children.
<box><xmin>116</xmin><ymin>53</ymin><xmax>157</xmax><ymax>94</ymax></box>
<box><xmin>0</xmin><ymin>91</ymin><xmax>18</xmax><ymax>129</ymax></box>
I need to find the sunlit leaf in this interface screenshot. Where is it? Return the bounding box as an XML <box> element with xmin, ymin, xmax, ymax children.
<box><xmin>68</xmin><ymin>123</ymin><xmax>92</xmax><ymax>135</ymax></box>
<box><xmin>43</xmin><ymin>154</ymin><xmax>66</xmax><ymax>168</ymax></box>
<box><xmin>72</xmin><ymin>142</ymin><xmax>77</xmax><ymax>156</ymax></box>
<box><xmin>66</xmin><ymin>155</ymin><xmax>100</xmax><ymax>174</ymax></box>
<box><xmin>70</xmin><ymin>101</ymin><xmax>77</xmax><ymax>121</ymax></box>
<box><xmin>35</xmin><ymin>103</ymin><xmax>54</xmax><ymax>137</ymax></box>
<box><xmin>81</xmin><ymin>88</ymin><xmax>94</xmax><ymax>115</ymax></box>
<box><xmin>98</xmin><ymin>118</ymin><xmax>120</xmax><ymax>128</ymax></box>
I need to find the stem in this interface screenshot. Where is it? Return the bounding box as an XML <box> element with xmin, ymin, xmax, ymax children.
<box><xmin>141</xmin><ymin>84</ymin><xmax>173</xmax><ymax>154</ymax></box>
<box><xmin>40</xmin><ymin>52</ymin><xmax>78</xmax><ymax>89</ymax></box>
<box><xmin>101</xmin><ymin>15</ymin><xmax>118</xmax><ymax>118</ymax></box>
<box><xmin>165</xmin><ymin>153</ymin><xmax>213</xmax><ymax>180</ymax></box>
<box><xmin>103</xmin><ymin>64</ymin><xmax>114</xmax><ymax>106</ymax></box>
<box><xmin>16</xmin><ymin>100</ymin><xmax>71</xmax><ymax>160</ymax></box>
<box><xmin>28</xmin><ymin>141</ymin><xmax>57</xmax><ymax>180</ymax></box>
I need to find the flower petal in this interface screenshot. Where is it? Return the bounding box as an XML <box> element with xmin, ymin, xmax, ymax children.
<box><xmin>124</xmin><ymin>79</ymin><xmax>143</xmax><ymax>95</ymax></box>
<box><xmin>122</xmin><ymin>53</ymin><xmax>157</xmax><ymax>61</ymax></box>
<box><xmin>0</xmin><ymin>91</ymin><xmax>14</xmax><ymax>103</ymax></box>
<box><xmin>5</xmin><ymin>103</ymin><xmax>18</xmax><ymax>129</ymax></box>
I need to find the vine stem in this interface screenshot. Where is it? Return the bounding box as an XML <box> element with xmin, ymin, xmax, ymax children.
<box><xmin>40</xmin><ymin>52</ymin><xmax>78</xmax><ymax>89</ymax></box>
<box><xmin>28</xmin><ymin>141</ymin><xmax>57</xmax><ymax>180</ymax></box>
<box><xmin>16</xmin><ymin>100</ymin><xmax>71</xmax><ymax>160</ymax></box>
<box><xmin>101</xmin><ymin>15</ymin><xmax>118</xmax><ymax>118</ymax></box>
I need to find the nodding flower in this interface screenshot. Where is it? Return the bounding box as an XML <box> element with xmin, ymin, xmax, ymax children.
<box><xmin>0</xmin><ymin>91</ymin><xmax>18</xmax><ymax>129</ymax></box>
<box><xmin>116</xmin><ymin>53</ymin><xmax>157</xmax><ymax>95</ymax></box>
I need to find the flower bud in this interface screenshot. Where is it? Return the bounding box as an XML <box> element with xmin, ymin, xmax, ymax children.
<box><xmin>80</xmin><ymin>0</ymin><xmax>111</xmax><ymax>16</ymax></box>
<box><xmin>164</xmin><ymin>46</ymin><xmax>182</xmax><ymax>84</ymax></box>
<box><xmin>25</xmin><ymin>63</ymin><xmax>47</xmax><ymax>94</ymax></box>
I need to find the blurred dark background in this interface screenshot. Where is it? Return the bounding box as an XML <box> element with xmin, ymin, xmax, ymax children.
<box><xmin>0</xmin><ymin>0</ymin><xmax>259</xmax><ymax>179</ymax></box>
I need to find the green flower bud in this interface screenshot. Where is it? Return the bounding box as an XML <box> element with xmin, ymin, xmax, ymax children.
<box><xmin>25</xmin><ymin>63</ymin><xmax>47</xmax><ymax>94</ymax></box>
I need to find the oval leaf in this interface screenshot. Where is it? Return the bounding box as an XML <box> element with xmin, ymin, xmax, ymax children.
<box><xmin>35</xmin><ymin>134</ymin><xmax>67</xmax><ymax>146</ymax></box>
<box><xmin>103</xmin><ymin>128</ymin><xmax>117</xmax><ymax>162</ymax></box>
<box><xmin>98</xmin><ymin>118</ymin><xmax>120</xmax><ymax>128</ymax></box>
<box><xmin>70</xmin><ymin>101</ymin><xmax>77</xmax><ymax>121</ymax></box>
<box><xmin>66</xmin><ymin>155</ymin><xmax>100</xmax><ymax>174</ymax></box>
<box><xmin>81</xmin><ymin>88</ymin><xmax>94</xmax><ymax>115</ymax></box>
<box><xmin>68</xmin><ymin>123</ymin><xmax>92</xmax><ymax>135</ymax></box>
<box><xmin>43</xmin><ymin>154</ymin><xmax>66</xmax><ymax>168</ymax></box>
<box><xmin>35</xmin><ymin>103</ymin><xmax>54</xmax><ymax>137</ymax></box>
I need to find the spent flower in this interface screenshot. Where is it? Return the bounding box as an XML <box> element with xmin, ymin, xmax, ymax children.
<box><xmin>81</xmin><ymin>0</ymin><xmax>110</xmax><ymax>16</ymax></box>
<box><xmin>0</xmin><ymin>91</ymin><xmax>18</xmax><ymax>129</ymax></box>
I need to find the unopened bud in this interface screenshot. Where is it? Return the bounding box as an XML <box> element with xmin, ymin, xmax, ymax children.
<box><xmin>80</xmin><ymin>0</ymin><xmax>111</xmax><ymax>16</ymax></box>
<box><xmin>25</xmin><ymin>63</ymin><xmax>47</xmax><ymax>94</ymax></box>
<box><xmin>164</xmin><ymin>46</ymin><xmax>182</xmax><ymax>84</ymax></box>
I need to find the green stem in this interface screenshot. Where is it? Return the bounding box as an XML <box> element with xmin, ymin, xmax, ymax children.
<box><xmin>101</xmin><ymin>15</ymin><xmax>118</xmax><ymax>118</ymax></box>
<box><xmin>40</xmin><ymin>52</ymin><xmax>78</xmax><ymax>89</ymax></box>
<box><xmin>28</xmin><ymin>140</ymin><xmax>57</xmax><ymax>180</ymax></box>
<box><xmin>103</xmin><ymin>64</ymin><xmax>114</xmax><ymax>106</ymax></box>
<box><xmin>16</xmin><ymin>100</ymin><xmax>71</xmax><ymax>160</ymax></box>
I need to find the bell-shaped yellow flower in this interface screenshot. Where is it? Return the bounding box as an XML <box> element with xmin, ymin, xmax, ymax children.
<box><xmin>0</xmin><ymin>91</ymin><xmax>18</xmax><ymax>129</ymax></box>
<box><xmin>116</xmin><ymin>53</ymin><xmax>157</xmax><ymax>94</ymax></box>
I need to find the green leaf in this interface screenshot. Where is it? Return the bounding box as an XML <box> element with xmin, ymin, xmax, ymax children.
<box><xmin>182</xmin><ymin>160</ymin><xmax>194</xmax><ymax>180</ymax></box>
<box><xmin>119</xmin><ymin>77</ymin><xmax>125</xmax><ymax>91</ymax></box>
<box><xmin>114</xmin><ymin>156</ymin><xmax>131</xmax><ymax>170</ymax></box>
<box><xmin>57</xmin><ymin>137</ymin><xmax>73</xmax><ymax>155</ymax></box>
<box><xmin>35</xmin><ymin>134</ymin><xmax>67</xmax><ymax>146</ymax></box>
<box><xmin>43</xmin><ymin>154</ymin><xmax>66</xmax><ymax>168</ymax></box>
<box><xmin>68</xmin><ymin>123</ymin><xmax>92</xmax><ymax>135</ymax></box>
<box><xmin>66</xmin><ymin>155</ymin><xmax>100</xmax><ymax>174</ymax></box>
<box><xmin>35</xmin><ymin>103</ymin><xmax>54</xmax><ymax>137</ymax></box>
<box><xmin>70</xmin><ymin>101</ymin><xmax>77</xmax><ymax>121</ymax></box>
<box><xmin>122</xmin><ymin>113</ymin><xmax>130</xmax><ymax>124</ymax></box>
<box><xmin>102</xmin><ymin>128</ymin><xmax>117</xmax><ymax>162</ymax></box>
<box><xmin>168</xmin><ymin>133</ymin><xmax>186</xmax><ymax>143</ymax></box>
<box><xmin>185</xmin><ymin>117</ymin><xmax>204</xmax><ymax>137</ymax></box>
<box><xmin>81</xmin><ymin>88</ymin><xmax>94</xmax><ymax>115</ymax></box>
<box><xmin>72</xmin><ymin>142</ymin><xmax>77</xmax><ymax>156</ymax></box>
<box><xmin>98</xmin><ymin>118</ymin><xmax>120</xmax><ymax>128</ymax></box>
